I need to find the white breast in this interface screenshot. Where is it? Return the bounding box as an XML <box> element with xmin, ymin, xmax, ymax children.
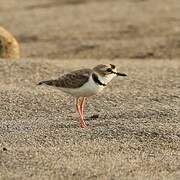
<box><xmin>59</xmin><ymin>74</ymin><xmax>104</xmax><ymax>97</ymax></box>
<box><xmin>59</xmin><ymin>73</ymin><xmax>116</xmax><ymax>97</ymax></box>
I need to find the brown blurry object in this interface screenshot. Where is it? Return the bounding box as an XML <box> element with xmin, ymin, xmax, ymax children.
<box><xmin>0</xmin><ymin>27</ymin><xmax>20</xmax><ymax>59</ymax></box>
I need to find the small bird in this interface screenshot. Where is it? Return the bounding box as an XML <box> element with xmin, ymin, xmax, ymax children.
<box><xmin>38</xmin><ymin>64</ymin><xmax>127</xmax><ymax>128</ymax></box>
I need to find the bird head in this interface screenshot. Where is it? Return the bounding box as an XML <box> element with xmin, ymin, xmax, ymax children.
<box><xmin>93</xmin><ymin>64</ymin><xmax>127</xmax><ymax>77</ymax></box>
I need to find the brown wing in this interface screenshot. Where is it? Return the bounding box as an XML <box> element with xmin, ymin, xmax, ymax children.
<box><xmin>38</xmin><ymin>68</ymin><xmax>92</xmax><ymax>88</ymax></box>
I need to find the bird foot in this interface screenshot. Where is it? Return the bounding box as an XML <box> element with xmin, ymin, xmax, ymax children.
<box><xmin>80</xmin><ymin>123</ymin><xmax>90</xmax><ymax>128</ymax></box>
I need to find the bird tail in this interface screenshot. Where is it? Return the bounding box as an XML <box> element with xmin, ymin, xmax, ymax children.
<box><xmin>37</xmin><ymin>79</ymin><xmax>58</xmax><ymax>86</ymax></box>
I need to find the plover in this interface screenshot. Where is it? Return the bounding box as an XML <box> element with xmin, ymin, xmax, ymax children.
<box><xmin>38</xmin><ymin>64</ymin><xmax>127</xmax><ymax>128</ymax></box>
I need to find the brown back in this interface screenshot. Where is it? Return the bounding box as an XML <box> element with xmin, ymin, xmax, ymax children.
<box><xmin>38</xmin><ymin>68</ymin><xmax>92</xmax><ymax>88</ymax></box>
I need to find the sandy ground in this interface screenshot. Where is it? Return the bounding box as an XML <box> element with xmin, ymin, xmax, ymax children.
<box><xmin>0</xmin><ymin>0</ymin><xmax>180</xmax><ymax>180</ymax></box>
<box><xmin>0</xmin><ymin>58</ymin><xmax>180</xmax><ymax>180</ymax></box>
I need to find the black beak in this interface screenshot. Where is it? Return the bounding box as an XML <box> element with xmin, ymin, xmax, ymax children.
<box><xmin>113</xmin><ymin>72</ymin><xmax>127</xmax><ymax>76</ymax></box>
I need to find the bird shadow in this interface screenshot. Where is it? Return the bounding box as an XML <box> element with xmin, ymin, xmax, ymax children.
<box><xmin>85</xmin><ymin>114</ymin><xmax>100</xmax><ymax>121</ymax></box>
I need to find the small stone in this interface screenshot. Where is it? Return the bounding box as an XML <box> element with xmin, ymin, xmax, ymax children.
<box><xmin>90</xmin><ymin>114</ymin><xmax>99</xmax><ymax>119</ymax></box>
<box><xmin>2</xmin><ymin>147</ymin><xmax>7</xmax><ymax>151</ymax></box>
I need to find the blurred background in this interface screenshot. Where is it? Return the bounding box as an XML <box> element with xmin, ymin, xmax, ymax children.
<box><xmin>1</xmin><ymin>0</ymin><xmax>180</xmax><ymax>60</ymax></box>
<box><xmin>1</xmin><ymin>1</ymin><xmax>180</xmax><ymax>180</ymax></box>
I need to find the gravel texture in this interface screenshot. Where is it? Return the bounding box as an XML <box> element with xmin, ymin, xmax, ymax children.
<box><xmin>0</xmin><ymin>58</ymin><xmax>180</xmax><ymax>180</ymax></box>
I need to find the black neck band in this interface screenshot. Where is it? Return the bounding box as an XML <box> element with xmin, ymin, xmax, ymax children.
<box><xmin>92</xmin><ymin>73</ymin><xmax>106</xmax><ymax>86</ymax></box>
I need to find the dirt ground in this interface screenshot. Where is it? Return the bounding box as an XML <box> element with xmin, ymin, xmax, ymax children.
<box><xmin>0</xmin><ymin>0</ymin><xmax>180</xmax><ymax>180</ymax></box>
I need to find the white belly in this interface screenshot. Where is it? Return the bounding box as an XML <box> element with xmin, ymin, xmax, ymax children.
<box><xmin>59</xmin><ymin>75</ymin><xmax>104</xmax><ymax>97</ymax></box>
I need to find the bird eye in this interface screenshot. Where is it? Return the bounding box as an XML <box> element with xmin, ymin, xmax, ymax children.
<box><xmin>106</xmin><ymin>68</ymin><xmax>112</xmax><ymax>72</ymax></box>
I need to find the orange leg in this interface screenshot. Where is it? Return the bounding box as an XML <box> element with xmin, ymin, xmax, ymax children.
<box><xmin>75</xmin><ymin>97</ymin><xmax>87</xmax><ymax>128</ymax></box>
<box><xmin>80</xmin><ymin>97</ymin><xmax>86</xmax><ymax>120</ymax></box>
